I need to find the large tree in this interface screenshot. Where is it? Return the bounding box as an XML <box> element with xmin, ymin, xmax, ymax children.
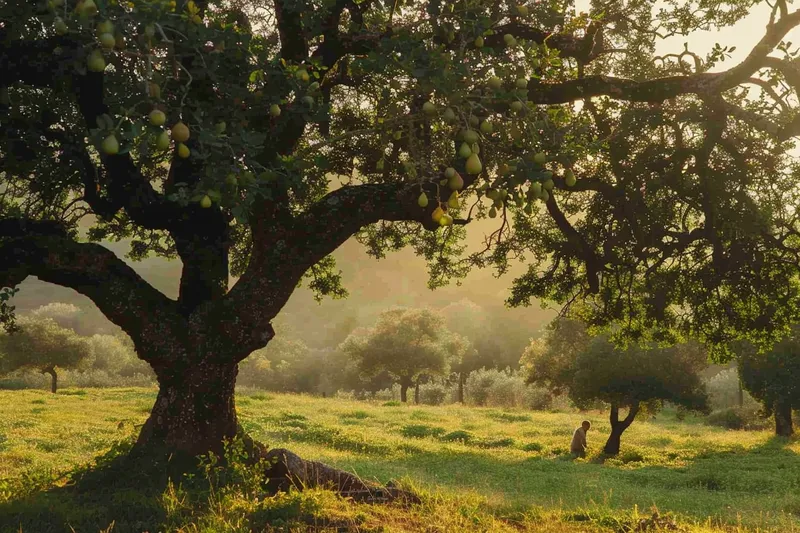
<box><xmin>738</xmin><ymin>327</ymin><xmax>800</xmax><ymax>436</ymax></box>
<box><xmin>340</xmin><ymin>307</ymin><xmax>450</xmax><ymax>402</ymax></box>
<box><xmin>0</xmin><ymin>315</ymin><xmax>91</xmax><ymax>393</ymax></box>
<box><xmin>3</xmin><ymin>0</ymin><xmax>800</xmax><ymax>476</ymax></box>
<box><xmin>522</xmin><ymin>319</ymin><xmax>710</xmax><ymax>455</ymax></box>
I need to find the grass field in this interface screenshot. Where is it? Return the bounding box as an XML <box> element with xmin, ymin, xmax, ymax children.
<box><xmin>1</xmin><ymin>387</ymin><xmax>799</xmax><ymax>532</ymax></box>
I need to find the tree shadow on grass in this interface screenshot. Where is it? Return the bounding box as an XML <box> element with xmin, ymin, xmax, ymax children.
<box><xmin>0</xmin><ymin>440</ymin><xmax>180</xmax><ymax>533</ymax></box>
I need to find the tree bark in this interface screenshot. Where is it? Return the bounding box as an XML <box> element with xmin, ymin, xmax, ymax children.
<box><xmin>414</xmin><ymin>380</ymin><xmax>420</xmax><ymax>404</ymax></box>
<box><xmin>458</xmin><ymin>372</ymin><xmax>465</xmax><ymax>404</ymax></box>
<box><xmin>41</xmin><ymin>365</ymin><xmax>57</xmax><ymax>394</ymax></box>
<box><xmin>400</xmin><ymin>383</ymin><xmax>408</xmax><ymax>403</ymax></box>
<box><xmin>737</xmin><ymin>380</ymin><xmax>744</xmax><ymax>407</ymax></box>
<box><xmin>133</xmin><ymin>361</ymin><xmax>239</xmax><ymax>458</ymax></box>
<box><xmin>603</xmin><ymin>402</ymin><xmax>640</xmax><ymax>455</ymax></box>
<box><xmin>775</xmin><ymin>399</ymin><xmax>794</xmax><ymax>437</ymax></box>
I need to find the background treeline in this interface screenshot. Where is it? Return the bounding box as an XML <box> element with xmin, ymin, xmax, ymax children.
<box><xmin>0</xmin><ymin>300</ymin><xmax>776</xmax><ymax>427</ymax></box>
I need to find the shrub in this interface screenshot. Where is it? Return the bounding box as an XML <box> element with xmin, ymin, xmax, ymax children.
<box><xmin>522</xmin><ymin>442</ymin><xmax>544</xmax><ymax>452</ymax></box>
<box><xmin>705</xmin><ymin>367</ymin><xmax>757</xmax><ymax>410</ymax></box>
<box><xmin>419</xmin><ymin>383</ymin><xmax>449</xmax><ymax>405</ymax></box>
<box><xmin>704</xmin><ymin>406</ymin><xmax>769</xmax><ymax>430</ymax></box>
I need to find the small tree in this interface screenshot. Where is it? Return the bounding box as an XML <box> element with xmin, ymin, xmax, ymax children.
<box><xmin>738</xmin><ymin>329</ymin><xmax>800</xmax><ymax>436</ymax></box>
<box><xmin>522</xmin><ymin>319</ymin><xmax>709</xmax><ymax>455</ymax></box>
<box><xmin>340</xmin><ymin>308</ymin><xmax>449</xmax><ymax>403</ymax></box>
<box><xmin>443</xmin><ymin>332</ymin><xmax>478</xmax><ymax>403</ymax></box>
<box><xmin>0</xmin><ymin>316</ymin><xmax>91</xmax><ymax>393</ymax></box>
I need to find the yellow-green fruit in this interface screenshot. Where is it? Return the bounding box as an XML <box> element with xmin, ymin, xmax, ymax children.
<box><xmin>488</xmin><ymin>206</ymin><xmax>498</xmax><ymax>218</ymax></box>
<box><xmin>530</xmin><ymin>182</ymin><xmax>542</xmax><ymax>196</ymax></box>
<box><xmin>393</xmin><ymin>131</ymin><xmax>402</xmax><ymax>140</ymax></box>
<box><xmin>148</xmin><ymin>82</ymin><xmax>161</xmax><ymax>99</ymax></box>
<box><xmin>510</xmin><ymin>101</ymin><xmax>523</xmax><ymax>113</ymax></box>
<box><xmin>215</xmin><ymin>121</ymin><xmax>227</xmax><ymax>134</ymax></box>
<box><xmin>155</xmin><ymin>130</ymin><xmax>170</xmax><ymax>150</ymax></box>
<box><xmin>565</xmin><ymin>169</ymin><xmax>576</xmax><ymax>186</ymax></box>
<box><xmin>488</xmin><ymin>76</ymin><xmax>502</xmax><ymax>91</ymax></box>
<box><xmin>269</xmin><ymin>104</ymin><xmax>281</xmax><ymax>117</ymax></box>
<box><xmin>422</xmin><ymin>101</ymin><xmax>436</xmax><ymax>115</ymax></box>
<box><xmin>442</xmin><ymin>107</ymin><xmax>456</xmax><ymax>123</ymax></box>
<box><xmin>100</xmin><ymin>134</ymin><xmax>119</xmax><ymax>155</ymax></box>
<box><xmin>439</xmin><ymin>214</ymin><xmax>453</xmax><ymax>227</ymax></box>
<box><xmin>463</xmin><ymin>129</ymin><xmax>479</xmax><ymax>144</ymax></box>
<box><xmin>469</xmin><ymin>115</ymin><xmax>480</xmax><ymax>127</ymax></box>
<box><xmin>440</xmin><ymin>178</ymin><xmax>448</xmax><ymax>186</ymax></box>
<box><xmin>80</xmin><ymin>0</ymin><xmax>98</xmax><ymax>16</ymax></box>
<box><xmin>431</xmin><ymin>206</ymin><xmax>445</xmax><ymax>223</ymax></box>
<box><xmin>533</xmin><ymin>151</ymin><xmax>546</xmax><ymax>164</ymax></box>
<box><xmin>149</xmin><ymin>109</ymin><xmax>166</xmax><ymax>126</ymax></box>
<box><xmin>302</xmin><ymin>95</ymin><xmax>314</xmax><ymax>106</ymax></box>
<box><xmin>540</xmin><ymin>190</ymin><xmax>550</xmax><ymax>202</ymax></box>
<box><xmin>296</xmin><ymin>69</ymin><xmax>309</xmax><ymax>82</ymax></box>
<box><xmin>524</xmin><ymin>203</ymin><xmax>533</xmax><ymax>215</ymax></box>
<box><xmin>543</xmin><ymin>178</ymin><xmax>554</xmax><ymax>191</ymax></box>
<box><xmin>474</xmin><ymin>36</ymin><xmax>484</xmax><ymax>48</ymax></box>
<box><xmin>503</xmin><ymin>34</ymin><xmax>516</xmax><ymax>46</ymax></box>
<box><xmin>486</xmin><ymin>188</ymin><xmax>499</xmax><ymax>200</ymax></box>
<box><xmin>444</xmin><ymin>167</ymin><xmax>457</xmax><ymax>179</ymax></box>
<box><xmin>480</xmin><ymin>120</ymin><xmax>493</xmax><ymax>134</ymax></box>
<box><xmin>54</xmin><ymin>18</ymin><xmax>68</xmax><ymax>35</ymax></box>
<box><xmin>517</xmin><ymin>5</ymin><xmax>529</xmax><ymax>16</ymax></box>
<box><xmin>96</xmin><ymin>20</ymin><xmax>114</xmax><ymax>36</ymax></box>
<box><xmin>418</xmin><ymin>192</ymin><xmax>429</xmax><ymax>208</ymax></box>
<box><xmin>458</xmin><ymin>142</ymin><xmax>472</xmax><ymax>159</ymax></box>
<box><xmin>376</xmin><ymin>158</ymin><xmax>384</xmax><ymax>171</ymax></box>
<box><xmin>471</xmin><ymin>143</ymin><xmax>480</xmax><ymax>155</ymax></box>
<box><xmin>226</xmin><ymin>173</ymin><xmax>238</xmax><ymax>186</ymax></box>
<box><xmin>465</xmin><ymin>153</ymin><xmax>482</xmax><ymax>175</ymax></box>
<box><xmin>499</xmin><ymin>163</ymin><xmax>510</xmax><ymax>175</ymax></box>
<box><xmin>87</xmin><ymin>50</ymin><xmax>106</xmax><ymax>72</ymax></box>
<box><xmin>199</xmin><ymin>195</ymin><xmax>212</xmax><ymax>208</ymax></box>
<box><xmin>516</xmin><ymin>78</ymin><xmax>528</xmax><ymax>89</ymax></box>
<box><xmin>493</xmin><ymin>197</ymin><xmax>504</xmax><ymax>208</ymax></box>
<box><xmin>98</xmin><ymin>32</ymin><xmax>116</xmax><ymax>49</ymax></box>
<box><xmin>448</xmin><ymin>191</ymin><xmax>459</xmax><ymax>209</ymax></box>
<box><xmin>448</xmin><ymin>171</ymin><xmax>464</xmax><ymax>190</ymax></box>
<box><xmin>177</xmin><ymin>143</ymin><xmax>190</xmax><ymax>158</ymax></box>
<box><xmin>171</xmin><ymin>121</ymin><xmax>190</xmax><ymax>142</ymax></box>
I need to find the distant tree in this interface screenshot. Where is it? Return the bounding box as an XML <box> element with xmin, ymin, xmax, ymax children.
<box><xmin>522</xmin><ymin>319</ymin><xmax>709</xmax><ymax>455</ymax></box>
<box><xmin>238</xmin><ymin>337</ymin><xmax>315</xmax><ymax>392</ymax></box>
<box><xmin>738</xmin><ymin>328</ymin><xmax>800</xmax><ymax>437</ymax></box>
<box><xmin>442</xmin><ymin>332</ymin><xmax>478</xmax><ymax>403</ymax></box>
<box><xmin>29</xmin><ymin>302</ymin><xmax>84</xmax><ymax>334</ymax></box>
<box><xmin>86</xmin><ymin>334</ymin><xmax>152</xmax><ymax>377</ymax></box>
<box><xmin>341</xmin><ymin>308</ymin><xmax>449</xmax><ymax>402</ymax></box>
<box><xmin>0</xmin><ymin>316</ymin><xmax>91</xmax><ymax>393</ymax></box>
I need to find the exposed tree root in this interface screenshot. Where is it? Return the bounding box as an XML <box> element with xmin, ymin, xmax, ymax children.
<box><xmin>241</xmin><ymin>433</ymin><xmax>421</xmax><ymax>505</ymax></box>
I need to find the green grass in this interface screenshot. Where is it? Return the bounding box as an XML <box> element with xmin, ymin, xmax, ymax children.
<box><xmin>1</xmin><ymin>387</ymin><xmax>799</xmax><ymax>532</ymax></box>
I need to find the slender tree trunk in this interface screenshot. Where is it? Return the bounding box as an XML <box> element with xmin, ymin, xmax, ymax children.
<box><xmin>41</xmin><ymin>365</ymin><xmax>57</xmax><ymax>394</ymax></box>
<box><xmin>414</xmin><ymin>380</ymin><xmax>420</xmax><ymax>404</ymax></box>
<box><xmin>400</xmin><ymin>383</ymin><xmax>408</xmax><ymax>403</ymax></box>
<box><xmin>775</xmin><ymin>399</ymin><xmax>794</xmax><ymax>437</ymax></box>
<box><xmin>603</xmin><ymin>402</ymin><xmax>640</xmax><ymax>456</ymax></box>
<box><xmin>458</xmin><ymin>371</ymin><xmax>465</xmax><ymax>404</ymax></box>
<box><xmin>737</xmin><ymin>381</ymin><xmax>744</xmax><ymax>408</ymax></box>
<box><xmin>134</xmin><ymin>360</ymin><xmax>239</xmax><ymax>457</ymax></box>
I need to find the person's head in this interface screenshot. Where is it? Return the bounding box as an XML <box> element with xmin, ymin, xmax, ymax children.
<box><xmin>581</xmin><ymin>420</ymin><xmax>591</xmax><ymax>431</ymax></box>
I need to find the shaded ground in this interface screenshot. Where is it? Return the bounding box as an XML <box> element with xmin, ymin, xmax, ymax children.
<box><xmin>1</xmin><ymin>388</ymin><xmax>799</xmax><ymax>532</ymax></box>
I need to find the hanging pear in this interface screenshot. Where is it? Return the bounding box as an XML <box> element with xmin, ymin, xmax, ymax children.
<box><xmin>465</xmin><ymin>153</ymin><xmax>482</xmax><ymax>175</ymax></box>
<box><xmin>448</xmin><ymin>171</ymin><xmax>464</xmax><ymax>190</ymax></box>
<box><xmin>418</xmin><ymin>192</ymin><xmax>429</xmax><ymax>208</ymax></box>
<box><xmin>459</xmin><ymin>142</ymin><xmax>472</xmax><ymax>159</ymax></box>
<box><xmin>448</xmin><ymin>190</ymin><xmax>459</xmax><ymax>208</ymax></box>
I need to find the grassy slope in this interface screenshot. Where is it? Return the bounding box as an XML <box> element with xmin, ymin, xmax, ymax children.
<box><xmin>1</xmin><ymin>387</ymin><xmax>799</xmax><ymax>532</ymax></box>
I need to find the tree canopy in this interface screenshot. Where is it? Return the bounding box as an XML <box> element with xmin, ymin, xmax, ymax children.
<box><xmin>522</xmin><ymin>319</ymin><xmax>710</xmax><ymax>454</ymax></box>
<box><xmin>3</xmin><ymin>0</ymin><xmax>800</xmax><ymax>459</ymax></box>
<box><xmin>0</xmin><ymin>315</ymin><xmax>91</xmax><ymax>392</ymax></box>
<box><xmin>340</xmin><ymin>307</ymin><xmax>451</xmax><ymax>401</ymax></box>
<box><xmin>737</xmin><ymin>327</ymin><xmax>800</xmax><ymax>436</ymax></box>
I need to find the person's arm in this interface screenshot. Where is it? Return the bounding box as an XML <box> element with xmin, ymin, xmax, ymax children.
<box><xmin>580</xmin><ymin>430</ymin><xmax>587</xmax><ymax>450</ymax></box>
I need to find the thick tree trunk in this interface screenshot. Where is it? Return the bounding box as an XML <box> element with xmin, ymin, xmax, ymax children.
<box><xmin>41</xmin><ymin>365</ymin><xmax>57</xmax><ymax>394</ymax></box>
<box><xmin>400</xmin><ymin>383</ymin><xmax>408</xmax><ymax>403</ymax></box>
<box><xmin>458</xmin><ymin>372</ymin><xmax>465</xmax><ymax>404</ymax></box>
<box><xmin>134</xmin><ymin>361</ymin><xmax>239</xmax><ymax>457</ymax></box>
<box><xmin>414</xmin><ymin>380</ymin><xmax>420</xmax><ymax>404</ymax></box>
<box><xmin>603</xmin><ymin>403</ymin><xmax>639</xmax><ymax>456</ymax></box>
<box><xmin>775</xmin><ymin>399</ymin><xmax>794</xmax><ymax>437</ymax></box>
